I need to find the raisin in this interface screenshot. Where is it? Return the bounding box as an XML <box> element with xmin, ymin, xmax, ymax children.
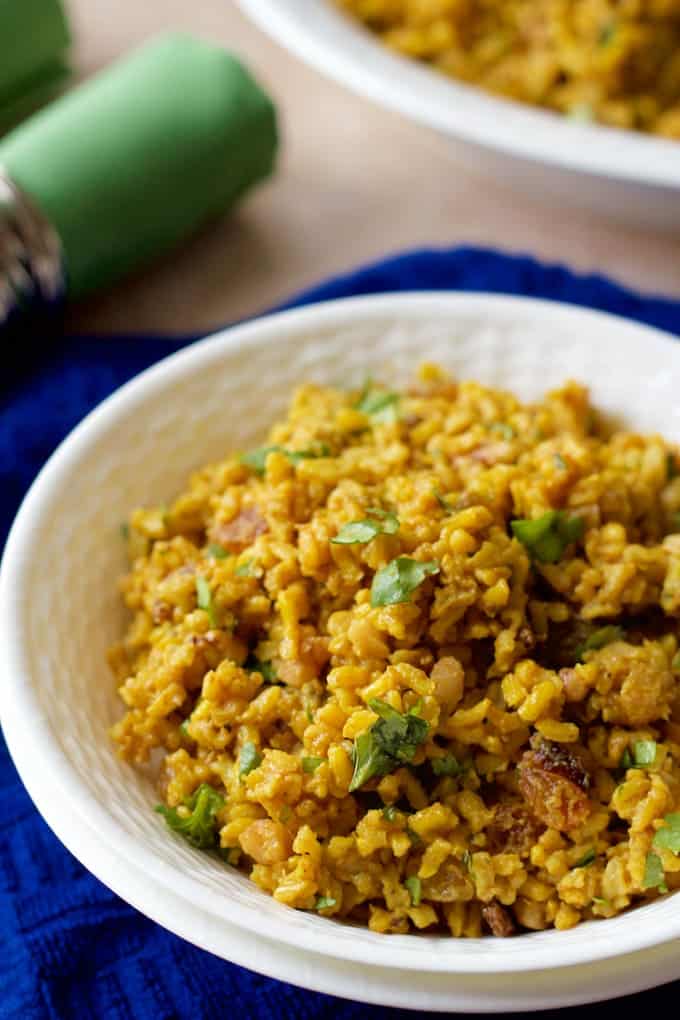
<box><xmin>482</xmin><ymin>900</ymin><xmax>516</xmax><ymax>937</ymax></box>
<box><xmin>518</xmin><ymin>739</ymin><xmax>591</xmax><ymax>832</ymax></box>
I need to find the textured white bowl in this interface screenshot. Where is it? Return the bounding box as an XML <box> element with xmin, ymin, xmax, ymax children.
<box><xmin>2</xmin><ymin>294</ymin><xmax>680</xmax><ymax>1011</ymax></box>
<box><xmin>236</xmin><ymin>0</ymin><xmax>680</xmax><ymax>230</ymax></box>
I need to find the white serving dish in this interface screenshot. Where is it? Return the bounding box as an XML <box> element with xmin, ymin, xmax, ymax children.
<box><xmin>2</xmin><ymin>293</ymin><xmax>680</xmax><ymax>1011</ymax></box>
<box><xmin>236</xmin><ymin>0</ymin><xmax>680</xmax><ymax>230</ymax></box>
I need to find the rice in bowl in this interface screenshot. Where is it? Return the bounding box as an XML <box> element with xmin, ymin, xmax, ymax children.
<box><xmin>336</xmin><ymin>0</ymin><xmax>680</xmax><ymax>138</ymax></box>
<box><xmin>110</xmin><ymin>364</ymin><xmax>680</xmax><ymax>937</ymax></box>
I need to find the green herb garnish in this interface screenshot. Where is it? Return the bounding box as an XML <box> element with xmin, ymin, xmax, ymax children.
<box><xmin>349</xmin><ymin>699</ymin><xmax>430</xmax><ymax>791</ymax></box>
<box><xmin>179</xmin><ymin>718</ymin><xmax>191</xmax><ymax>738</ymax></box>
<box><xmin>433</xmin><ymin>490</ymin><xmax>453</xmax><ymax>512</ymax></box>
<box><xmin>371</xmin><ymin>557</ymin><xmax>439</xmax><ymax>608</ymax></box>
<box><xmin>404</xmin><ymin>875</ymin><xmax>422</xmax><ymax>906</ymax></box>
<box><xmin>245</xmin><ymin>655</ymin><xmax>278</xmax><ymax>684</ymax></box>
<box><xmin>569</xmin><ymin>103</ymin><xmax>594</xmax><ymax>123</ymax></box>
<box><xmin>553</xmin><ymin>453</ymin><xmax>567</xmax><ymax>471</ymax></box>
<box><xmin>155</xmin><ymin>784</ymin><xmax>223</xmax><ymax>850</ymax></box>
<box><xmin>302</xmin><ymin>756</ymin><xmax>324</xmax><ymax>774</ymax></box>
<box><xmin>239</xmin><ymin>741</ymin><xmax>262</xmax><ymax>778</ymax></box>
<box><xmin>315</xmin><ymin>896</ymin><xmax>337</xmax><ymax>911</ymax></box>
<box><xmin>489</xmin><ymin>422</ymin><xmax>515</xmax><ymax>440</ymax></box>
<box><xmin>575</xmin><ymin>848</ymin><xmax>596</xmax><ymax>868</ymax></box>
<box><xmin>673</xmin><ymin>652</ymin><xmax>680</xmax><ymax>673</ymax></box>
<box><xmin>642</xmin><ymin>852</ymin><xmax>668</xmax><ymax>893</ymax></box>
<box><xmin>431</xmin><ymin>754</ymin><xmax>465</xmax><ymax>778</ymax></box>
<box><xmin>671</xmin><ymin>512</ymin><xmax>680</xmax><ymax>533</ymax></box>
<box><xmin>633</xmin><ymin>740</ymin><xmax>657</xmax><ymax>767</ymax></box>
<box><xmin>382</xmin><ymin>805</ymin><xmax>398</xmax><ymax>822</ymax></box>
<box><xmin>120</xmin><ymin>522</ymin><xmax>130</xmax><ymax>540</ymax></box>
<box><xmin>653</xmin><ymin>813</ymin><xmax>680</xmax><ymax>854</ymax></box>
<box><xmin>576</xmin><ymin>625</ymin><xmax>625</xmax><ymax>661</ymax></box>
<box><xmin>235</xmin><ymin>559</ymin><xmax>256</xmax><ymax>577</ymax></box>
<box><xmin>621</xmin><ymin>740</ymin><xmax>657</xmax><ymax>770</ymax></box>
<box><xmin>195</xmin><ymin>575</ymin><xmax>216</xmax><ymax>627</ymax></box>
<box><xmin>207</xmin><ymin>543</ymin><xmax>229</xmax><ymax>559</ymax></box>
<box><xmin>511</xmin><ymin>510</ymin><xmax>584</xmax><ymax>564</ymax></box>
<box><xmin>354</xmin><ymin>387</ymin><xmax>400</xmax><ymax>424</ymax></box>
<box><xmin>592</xmin><ymin>897</ymin><xmax>610</xmax><ymax>907</ymax></box>
<box><xmin>240</xmin><ymin>444</ymin><xmax>329</xmax><ymax>475</ymax></box>
<box><xmin>332</xmin><ymin>508</ymin><xmax>399</xmax><ymax>545</ymax></box>
<box><xmin>598</xmin><ymin>22</ymin><xmax>616</xmax><ymax>46</ymax></box>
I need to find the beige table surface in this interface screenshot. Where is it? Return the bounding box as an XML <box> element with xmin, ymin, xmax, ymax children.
<box><xmin>66</xmin><ymin>0</ymin><xmax>680</xmax><ymax>336</ymax></box>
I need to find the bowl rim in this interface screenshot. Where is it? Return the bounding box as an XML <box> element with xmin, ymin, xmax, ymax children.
<box><xmin>2</xmin><ymin>291</ymin><xmax>680</xmax><ymax>975</ymax></box>
<box><xmin>235</xmin><ymin>0</ymin><xmax>680</xmax><ymax>190</ymax></box>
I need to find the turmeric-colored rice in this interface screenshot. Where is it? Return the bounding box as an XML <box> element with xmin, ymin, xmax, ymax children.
<box><xmin>110</xmin><ymin>365</ymin><xmax>680</xmax><ymax>936</ymax></box>
<box><xmin>336</xmin><ymin>0</ymin><xmax>680</xmax><ymax>138</ymax></box>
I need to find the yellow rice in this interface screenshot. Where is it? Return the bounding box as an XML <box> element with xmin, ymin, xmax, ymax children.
<box><xmin>110</xmin><ymin>364</ymin><xmax>680</xmax><ymax>936</ymax></box>
<box><xmin>336</xmin><ymin>0</ymin><xmax>680</xmax><ymax>138</ymax></box>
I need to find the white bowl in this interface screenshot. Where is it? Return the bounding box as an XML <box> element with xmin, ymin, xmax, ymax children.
<box><xmin>236</xmin><ymin>0</ymin><xmax>680</xmax><ymax>231</ymax></box>
<box><xmin>2</xmin><ymin>293</ymin><xmax>680</xmax><ymax>1012</ymax></box>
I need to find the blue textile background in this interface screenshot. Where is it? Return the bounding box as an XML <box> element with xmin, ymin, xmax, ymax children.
<box><xmin>2</xmin><ymin>246</ymin><xmax>680</xmax><ymax>1020</ymax></box>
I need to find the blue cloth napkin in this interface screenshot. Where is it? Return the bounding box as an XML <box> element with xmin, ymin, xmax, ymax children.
<box><xmin>2</xmin><ymin>246</ymin><xmax>680</xmax><ymax>1020</ymax></box>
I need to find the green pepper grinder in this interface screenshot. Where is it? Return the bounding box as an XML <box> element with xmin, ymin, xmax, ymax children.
<box><xmin>0</xmin><ymin>33</ymin><xmax>278</xmax><ymax>327</ymax></box>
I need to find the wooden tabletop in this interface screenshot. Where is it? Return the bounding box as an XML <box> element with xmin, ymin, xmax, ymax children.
<box><xmin>67</xmin><ymin>0</ymin><xmax>680</xmax><ymax>336</ymax></box>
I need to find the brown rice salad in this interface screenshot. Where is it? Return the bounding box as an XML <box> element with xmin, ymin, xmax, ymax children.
<box><xmin>110</xmin><ymin>364</ymin><xmax>680</xmax><ymax>937</ymax></box>
<box><xmin>337</xmin><ymin>0</ymin><xmax>680</xmax><ymax>139</ymax></box>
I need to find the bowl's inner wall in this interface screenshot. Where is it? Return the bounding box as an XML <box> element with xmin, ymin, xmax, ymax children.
<box><xmin>13</xmin><ymin>302</ymin><xmax>680</xmax><ymax>964</ymax></box>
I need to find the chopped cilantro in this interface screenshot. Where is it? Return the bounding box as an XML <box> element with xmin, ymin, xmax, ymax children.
<box><xmin>598</xmin><ymin>22</ymin><xmax>616</xmax><ymax>46</ymax></box>
<box><xmin>553</xmin><ymin>453</ymin><xmax>567</xmax><ymax>471</ymax></box>
<box><xmin>235</xmin><ymin>559</ymin><xmax>256</xmax><ymax>577</ymax></box>
<box><xmin>207</xmin><ymin>543</ymin><xmax>229</xmax><ymax>559</ymax></box>
<box><xmin>621</xmin><ymin>740</ymin><xmax>657</xmax><ymax>769</ymax></box>
<box><xmin>279</xmin><ymin>805</ymin><xmax>292</xmax><ymax>823</ymax></box>
<box><xmin>489</xmin><ymin>422</ymin><xmax>515</xmax><ymax>440</ymax></box>
<box><xmin>642</xmin><ymin>852</ymin><xmax>668</xmax><ymax>893</ymax></box>
<box><xmin>155</xmin><ymin>784</ymin><xmax>223</xmax><ymax>850</ymax></box>
<box><xmin>576</xmin><ymin>625</ymin><xmax>625</xmax><ymax>660</ymax></box>
<box><xmin>653</xmin><ymin>813</ymin><xmax>680</xmax><ymax>854</ymax></box>
<box><xmin>673</xmin><ymin>652</ymin><xmax>680</xmax><ymax>673</ymax></box>
<box><xmin>462</xmin><ymin>850</ymin><xmax>473</xmax><ymax>872</ymax></box>
<box><xmin>371</xmin><ymin>557</ymin><xmax>439</xmax><ymax>608</ymax></box>
<box><xmin>633</xmin><ymin>740</ymin><xmax>657</xmax><ymax>767</ymax></box>
<box><xmin>569</xmin><ymin>103</ymin><xmax>594</xmax><ymax>123</ymax></box>
<box><xmin>511</xmin><ymin>510</ymin><xmax>584</xmax><ymax>564</ymax></box>
<box><xmin>575</xmin><ymin>848</ymin><xmax>596</xmax><ymax>868</ymax></box>
<box><xmin>239</xmin><ymin>741</ymin><xmax>262</xmax><ymax>778</ymax></box>
<box><xmin>245</xmin><ymin>655</ymin><xmax>277</xmax><ymax>684</ymax></box>
<box><xmin>406</xmin><ymin>827</ymin><xmax>423</xmax><ymax>847</ymax></box>
<box><xmin>667</xmin><ymin>453</ymin><xmax>678</xmax><ymax>481</ymax></box>
<box><xmin>592</xmin><ymin>896</ymin><xmax>610</xmax><ymax>908</ymax></box>
<box><xmin>179</xmin><ymin>718</ymin><xmax>191</xmax><ymax>738</ymax></box>
<box><xmin>195</xmin><ymin>575</ymin><xmax>216</xmax><ymax>627</ymax></box>
<box><xmin>433</xmin><ymin>490</ymin><xmax>453</xmax><ymax>512</ymax></box>
<box><xmin>305</xmin><ymin>703</ymin><xmax>314</xmax><ymax>723</ymax></box>
<box><xmin>120</xmin><ymin>522</ymin><xmax>130</xmax><ymax>540</ymax></box>
<box><xmin>354</xmin><ymin>387</ymin><xmax>400</xmax><ymax>424</ymax></box>
<box><xmin>404</xmin><ymin>875</ymin><xmax>422</xmax><ymax>906</ymax></box>
<box><xmin>217</xmin><ymin>846</ymin><xmax>238</xmax><ymax>865</ymax></box>
<box><xmin>332</xmin><ymin>508</ymin><xmax>399</xmax><ymax>545</ymax></box>
<box><xmin>315</xmin><ymin>896</ymin><xmax>337</xmax><ymax>911</ymax></box>
<box><xmin>431</xmin><ymin>754</ymin><xmax>465</xmax><ymax>778</ymax></box>
<box><xmin>349</xmin><ymin>699</ymin><xmax>429</xmax><ymax>791</ymax></box>
<box><xmin>241</xmin><ymin>444</ymin><xmax>329</xmax><ymax>475</ymax></box>
<box><xmin>382</xmin><ymin>805</ymin><xmax>398</xmax><ymax>822</ymax></box>
<box><xmin>302</xmin><ymin>756</ymin><xmax>324</xmax><ymax>774</ymax></box>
